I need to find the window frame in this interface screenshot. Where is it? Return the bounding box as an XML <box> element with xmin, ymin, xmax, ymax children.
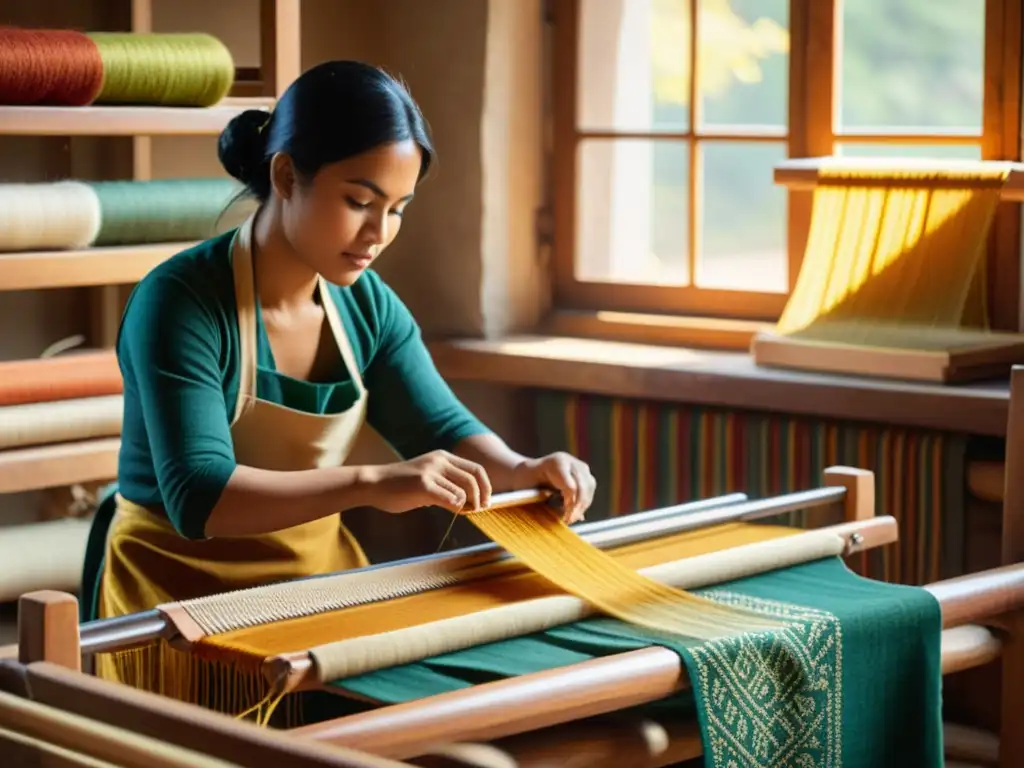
<box><xmin>549</xmin><ymin>0</ymin><xmax>1024</xmax><ymax>330</ymax></box>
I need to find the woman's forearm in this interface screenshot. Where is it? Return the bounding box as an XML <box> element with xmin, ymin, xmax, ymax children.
<box><xmin>203</xmin><ymin>464</ymin><xmax>374</xmax><ymax>537</ymax></box>
<box><xmin>203</xmin><ymin>434</ymin><xmax>532</xmax><ymax>537</ymax></box>
<box><xmin>451</xmin><ymin>432</ymin><xmax>530</xmax><ymax>494</ymax></box>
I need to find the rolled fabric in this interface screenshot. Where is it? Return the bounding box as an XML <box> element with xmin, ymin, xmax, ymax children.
<box><xmin>0</xmin><ymin>518</ymin><xmax>91</xmax><ymax>602</ymax></box>
<box><xmin>0</xmin><ymin>395</ymin><xmax>122</xmax><ymax>451</ymax></box>
<box><xmin>0</xmin><ymin>182</ymin><xmax>101</xmax><ymax>252</ymax></box>
<box><xmin>0</xmin><ymin>352</ymin><xmax>122</xmax><ymax>407</ymax></box>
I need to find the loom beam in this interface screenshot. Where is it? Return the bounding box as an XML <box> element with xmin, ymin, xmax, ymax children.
<box><xmin>774</xmin><ymin>156</ymin><xmax>1024</xmax><ymax>200</ymax></box>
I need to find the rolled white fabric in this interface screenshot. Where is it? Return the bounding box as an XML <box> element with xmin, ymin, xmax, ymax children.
<box><xmin>0</xmin><ymin>395</ymin><xmax>122</xmax><ymax>450</ymax></box>
<box><xmin>0</xmin><ymin>518</ymin><xmax>92</xmax><ymax>602</ymax></box>
<box><xmin>0</xmin><ymin>181</ymin><xmax>102</xmax><ymax>252</ymax></box>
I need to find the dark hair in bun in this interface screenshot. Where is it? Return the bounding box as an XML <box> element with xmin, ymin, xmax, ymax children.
<box><xmin>217</xmin><ymin>109</ymin><xmax>271</xmax><ymax>198</ymax></box>
<box><xmin>217</xmin><ymin>60</ymin><xmax>434</xmax><ymax>203</ymax></box>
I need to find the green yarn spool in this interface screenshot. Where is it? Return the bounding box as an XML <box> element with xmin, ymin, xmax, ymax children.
<box><xmin>88</xmin><ymin>179</ymin><xmax>246</xmax><ymax>246</ymax></box>
<box><xmin>87</xmin><ymin>32</ymin><xmax>235</xmax><ymax>107</ymax></box>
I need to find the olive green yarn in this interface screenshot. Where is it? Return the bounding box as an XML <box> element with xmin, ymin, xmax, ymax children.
<box><xmin>88</xmin><ymin>179</ymin><xmax>244</xmax><ymax>246</ymax></box>
<box><xmin>87</xmin><ymin>32</ymin><xmax>235</xmax><ymax>107</ymax></box>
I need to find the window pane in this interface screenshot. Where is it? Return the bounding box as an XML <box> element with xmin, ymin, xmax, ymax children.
<box><xmin>577</xmin><ymin>0</ymin><xmax>690</xmax><ymax>133</ymax></box>
<box><xmin>697</xmin><ymin>141</ymin><xmax>787</xmax><ymax>292</ymax></box>
<box><xmin>835</xmin><ymin>142</ymin><xmax>983</xmax><ymax>160</ymax></box>
<box><xmin>839</xmin><ymin>0</ymin><xmax>984</xmax><ymax>131</ymax></box>
<box><xmin>576</xmin><ymin>138</ymin><xmax>689</xmax><ymax>285</ymax></box>
<box><xmin>697</xmin><ymin>0</ymin><xmax>789</xmax><ymax>130</ymax></box>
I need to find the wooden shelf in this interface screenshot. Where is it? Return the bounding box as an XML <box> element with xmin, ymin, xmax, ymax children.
<box><xmin>429</xmin><ymin>335</ymin><xmax>1012</xmax><ymax>437</ymax></box>
<box><xmin>775</xmin><ymin>156</ymin><xmax>1024</xmax><ymax>200</ymax></box>
<box><xmin>0</xmin><ymin>439</ymin><xmax>119</xmax><ymax>494</ymax></box>
<box><xmin>0</xmin><ymin>242</ymin><xmax>194</xmax><ymax>291</ymax></box>
<box><xmin>0</xmin><ymin>98</ymin><xmax>275</xmax><ymax>137</ymax></box>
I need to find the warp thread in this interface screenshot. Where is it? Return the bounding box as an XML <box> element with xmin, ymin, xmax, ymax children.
<box><xmin>0</xmin><ymin>27</ymin><xmax>235</xmax><ymax>107</ymax></box>
<box><xmin>0</xmin><ymin>179</ymin><xmax>248</xmax><ymax>252</ymax></box>
<box><xmin>776</xmin><ymin>162</ymin><xmax>1009</xmax><ymax>339</ymax></box>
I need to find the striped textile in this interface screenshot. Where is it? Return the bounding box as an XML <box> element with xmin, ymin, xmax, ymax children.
<box><xmin>534</xmin><ymin>391</ymin><xmax>967</xmax><ymax>586</ymax></box>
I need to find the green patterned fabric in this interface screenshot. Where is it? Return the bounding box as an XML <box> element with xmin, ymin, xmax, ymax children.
<box><xmin>330</xmin><ymin>557</ymin><xmax>944</xmax><ymax>767</ymax></box>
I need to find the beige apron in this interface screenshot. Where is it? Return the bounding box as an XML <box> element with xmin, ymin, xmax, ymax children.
<box><xmin>97</xmin><ymin>216</ymin><xmax>369</xmax><ymax>622</ymax></box>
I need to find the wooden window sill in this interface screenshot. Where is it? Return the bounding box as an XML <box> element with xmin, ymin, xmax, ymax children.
<box><xmin>542</xmin><ymin>310</ymin><xmax>770</xmax><ymax>351</ymax></box>
<box><xmin>428</xmin><ymin>334</ymin><xmax>1011</xmax><ymax>437</ymax></box>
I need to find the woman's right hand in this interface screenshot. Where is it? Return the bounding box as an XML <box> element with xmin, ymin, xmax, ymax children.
<box><xmin>363</xmin><ymin>450</ymin><xmax>493</xmax><ymax>514</ymax></box>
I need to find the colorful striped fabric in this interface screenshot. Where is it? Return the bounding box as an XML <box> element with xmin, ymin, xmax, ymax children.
<box><xmin>534</xmin><ymin>391</ymin><xmax>967</xmax><ymax>586</ymax></box>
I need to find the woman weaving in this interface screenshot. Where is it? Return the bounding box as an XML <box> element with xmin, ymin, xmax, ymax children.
<box><xmin>80</xmin><ymin>60</ymin><xmax>596</xmax><ymax>635</ymax></box>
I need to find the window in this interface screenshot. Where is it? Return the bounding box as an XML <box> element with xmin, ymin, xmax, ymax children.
<box><xmin>550</xmin><ymin>0</ymin><xmax>1019</xmax><ymax>327</ymax></box>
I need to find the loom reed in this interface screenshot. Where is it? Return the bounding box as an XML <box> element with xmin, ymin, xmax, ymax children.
<box><xmin>78</xmin><ymin>484</ymin><xmax>844</xmax><ymax>655</ymax></box>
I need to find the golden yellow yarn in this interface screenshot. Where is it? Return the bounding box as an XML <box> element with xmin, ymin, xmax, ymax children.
<box><xmin>777</xmin><ymin>162</ymin><xmax>1009</xmax><ymax>343</ymax></box>
<box><xmin>466</xmin><ymin>503</ymin><xmax>781</xmax><ymax>639</ymax></box>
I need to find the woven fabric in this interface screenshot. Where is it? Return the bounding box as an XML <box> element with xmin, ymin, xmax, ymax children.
<box><xmin>535</xmin><ymin>391</ymin><xmax>967</xmax><ymax>585</ymax></box>
<box><xmin>334</xmin><ymin>556</ymin><xmax>944</xmax><ymax>768</ymax></box>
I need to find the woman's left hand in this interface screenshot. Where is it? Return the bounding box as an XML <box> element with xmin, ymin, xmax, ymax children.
<box><xmin>514</xmin><ymin>452</ymin><xmax>596</xmax><ymax>525</ymax></box>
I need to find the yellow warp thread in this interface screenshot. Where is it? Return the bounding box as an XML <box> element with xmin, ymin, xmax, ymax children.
<box><xmin>777</xmin><ymin>163</ymin><xmax>1009</xmax><ymax>341</ymax></box>
<box><xmin>95</xmin><ymin>640</ymin><xmax>301</xmax><ymax>727</ymax></box>
<box><xmin>465</xmin><ymin>504</ymin><xmax>782</xmax><ymax>640</ymax></box>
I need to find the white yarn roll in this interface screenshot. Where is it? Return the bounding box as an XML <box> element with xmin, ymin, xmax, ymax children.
<box><xmin>0</xmin><ymin>181</ymin><xmax>101</xmax><ymax>252</ymax></box>
<box><xmin>0</xmin><ymin>518</ymin><xmax>91</xmax><ymax>602</ymax></box>
<box><xmin>0</xmin><ymin>395</ymin><xmax>123</xmax><ymax>450</ymax></box>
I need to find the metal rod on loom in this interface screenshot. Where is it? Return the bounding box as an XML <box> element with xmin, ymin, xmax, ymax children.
<box><xmin>77</xmin><ymin>485</ymin><xmax>843</xmax><ymax>654</ymax></box>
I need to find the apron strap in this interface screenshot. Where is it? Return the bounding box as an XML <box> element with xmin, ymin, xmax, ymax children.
<box><xmin>318</xmin><ymin>276</ymin><xmax>367</xmax><ymax>397</ymax></box>
<box><xmin>230</xmin><ymin>217</ymin><xmax>259</xmax><ymax>419</ymax></box>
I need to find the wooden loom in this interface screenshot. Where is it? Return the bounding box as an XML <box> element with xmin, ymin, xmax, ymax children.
<box><xmin>4</xmin><ymin>458</ymin><xmax>1024</xmax><ymax>768</ymax></box>
<box><xmin>754</xmin><ymin>156</ymin><xmax>1024</xmax><ymax>384</ymax></box>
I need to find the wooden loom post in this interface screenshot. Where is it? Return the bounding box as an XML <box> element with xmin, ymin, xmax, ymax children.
<box><xmin>997</xmin><ymin>365</ymin><xmax>1024</xmax><ymax>766</ymax></box>
<box><xmin>822</xmin><ymin>466</ymin><xmax>874</xmax><ymax>522</ymax></box>
<box><xmin>1002</xmin><ymin>365</ymin><xmax>1024</xmax><ymax>566</ymax></box>
<box><xmin>823</xmin><ymin>466</ymin><xmax>874</xmax><ymax>574</ymax></box>
<box><xmin>17</xmin><ymin>590</ymin><xmax>80</xmax><ymax>671</ymax></box>
<box><xmin>999</xmin><ymin>610</ymin><xmax>1024</xmax><ymax>767</ymax></box>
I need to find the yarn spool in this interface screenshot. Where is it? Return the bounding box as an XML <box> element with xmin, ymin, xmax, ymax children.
<box><xmin>0</xmin><ymin>27</ymin><xmax>104</xmax><ymax>106</ymax></box>
<box><xmin>87</xmin><ymin>32</ymin><xmax>235</xmax><ymax>107</ymax></box>
<box><xmin>88</xmin><ymin>179</ymin><xmax>246</xmax><ymax>245</ymax></box>
<box><xmin>0</xmin><ymin>182</ymin><xmax>101</xmax><ymax>252</ymax></box>
<box><xmin>0</xmin><ymin>179</ymin><xmax>248</xmax><ymax>252</ymax></box>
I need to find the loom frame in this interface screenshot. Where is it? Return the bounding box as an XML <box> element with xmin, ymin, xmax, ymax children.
<box><xmin>754</xmin><ymin>156</ymin><xmax>1024</xmax><ymax>384</ymax></box>
<box><xmin>6</xmin><ymin>467</ymin><xmax>1022</xmax><ymax>767</ymax></box>
<box><xmin>66</xmin><ymin>468</ymin><xmax>870</xmax><ymax>696</ymax></box>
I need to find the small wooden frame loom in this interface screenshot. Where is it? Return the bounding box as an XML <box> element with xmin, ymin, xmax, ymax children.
<box><xmin>6</xmin><ymin>464</ymin><xmax>1023</xmax><ymax>767</ymax></box>
<box><xmin>756</xmin><ymin>156</ymin><xmax>1024</xmax><ymax>384</ymax></box>
<box><xmin>72</xmin><ymin>471</ymin><xmax>880</xmax><ymax>696</ymax></box>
